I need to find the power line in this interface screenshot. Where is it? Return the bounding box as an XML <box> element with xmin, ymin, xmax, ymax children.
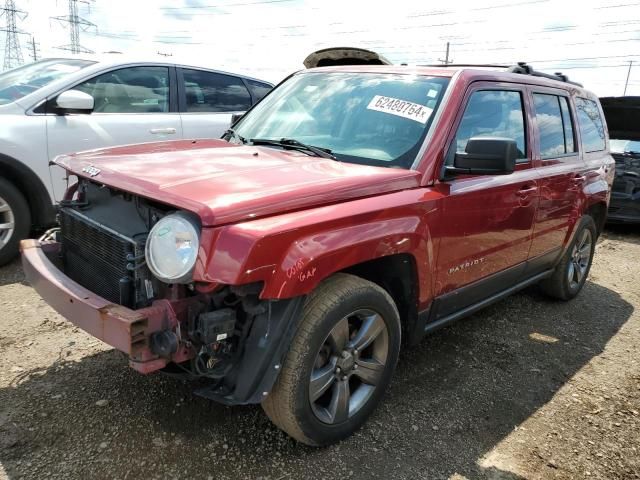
<box><xmin>471</xmin><ymin>0</ymin><xmax>548</xmax><ymax>10</ymax></box>
<box><xmin>160</xmin><ymin>0</ymin><xmax>295</xmax><ymax>9</ymax></box>
<box><xmin>595</xmin><ymin>2</ymin><xmax>640</xmax><ymax>8</ymax></box>
<box><xmin>552</xmin><ymin>63</ymin><xmax>633</xmax><ymax>69</ymax></box>
<box><xmin>0</xmin><ymin>0</ymin><xmax>27</xmax><ymax>70</ymax></box>
<box><xmin>51</xmin><ymin>0</ymin><xmax>95</xmax><ymax>54</ymax></box>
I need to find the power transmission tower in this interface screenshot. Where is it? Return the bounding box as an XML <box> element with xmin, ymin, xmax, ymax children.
<box><xmin>438</xmin><ymin>42</ymin><xmax>453</xmax><ymax>65</ymax></box>
<box><xmin>52</xmin><ymin>0</ymin><xmax>95</xmax><ymax>54</ymax></box>
<box><xmin>0</xmin><ymin>0</ymin><xmax>28</xmax><ymax>70</ymax></box>
<box><xmin>29</xmin><ymin>36</ymin><xmax>39</xmax><ymax>61</ymax></box>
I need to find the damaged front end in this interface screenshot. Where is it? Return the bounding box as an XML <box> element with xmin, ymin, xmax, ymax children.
<box><xmin>21</xmin><ymin>178</ymin><xmax>304</xmax><ymax>405</ymax></box>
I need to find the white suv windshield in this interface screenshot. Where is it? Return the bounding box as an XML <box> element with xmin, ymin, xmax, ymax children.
<box><xmin>234</xmin><ymin>72</ymin><xmax>450</xmax><ymax>169</ymax></box>
<box><xmin>0</xmin><ymin>59</ymin><xmax>94</xmax><ymax>106</ymax></box>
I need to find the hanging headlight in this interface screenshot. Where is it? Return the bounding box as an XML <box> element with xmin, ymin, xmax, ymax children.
<box><xmin>145</xmin><ymin>212</ymin><xmax>200</xmax><ymax>284</ymax></box>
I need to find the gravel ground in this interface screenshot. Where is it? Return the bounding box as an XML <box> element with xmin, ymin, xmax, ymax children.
<box><xmin>1</xmin><ymin>225</ymin><xmax>639</xmax><ymax>480</ymax></box>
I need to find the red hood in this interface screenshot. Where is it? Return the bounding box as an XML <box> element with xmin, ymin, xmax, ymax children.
<box><xmin>55</xmin><ymin>139</ymin><xmax>422</xmax><ymax>226</ymax></box>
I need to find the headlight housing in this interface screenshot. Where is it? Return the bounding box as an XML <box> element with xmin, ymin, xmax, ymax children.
<box><xmin>145</xmin><ymin>212</ymin><xmax>200</xmax><ymax>284</ymax></box>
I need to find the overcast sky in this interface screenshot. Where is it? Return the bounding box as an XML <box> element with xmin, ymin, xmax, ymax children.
<box><xmin>5</xmin><ymin>0</ymin><xmax>640</xmax><ymax>95</ymax></box>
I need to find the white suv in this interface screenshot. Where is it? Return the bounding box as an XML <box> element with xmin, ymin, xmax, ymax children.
<box><xmin>0</xmin><ymin>57</ymin><xmax>272</xmax><ymax>264</ymax></box>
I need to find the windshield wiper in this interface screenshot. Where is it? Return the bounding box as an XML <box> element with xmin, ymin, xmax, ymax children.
<box><xmin>250</xmin><ymin>138</ymin><xmax>336</xmax><ymax>160</ymax></box>
<box><xmin>222</xmin><ymin>128</ymin><xmax>247</xmax><ymax>144</ymax></box>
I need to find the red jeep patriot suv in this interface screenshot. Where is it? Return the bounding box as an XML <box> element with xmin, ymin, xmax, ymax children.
<box><xmin>21</xmin><ymin>63</ymin><xmax>614</xmax><ymax>446</ymax></box>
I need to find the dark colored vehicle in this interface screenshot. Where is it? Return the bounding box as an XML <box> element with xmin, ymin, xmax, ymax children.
<box><xmin>21</xmin><ymin>63</ymin><xmax>613</xmax><ymax>446</ymax></box>
<box><xmin>600</xmin><ymin>96</ymin><xmax>640</xmax><ymax>223</ymax></box>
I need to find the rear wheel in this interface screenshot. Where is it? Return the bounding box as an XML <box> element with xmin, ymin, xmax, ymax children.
<box><xmin>0</xmin><ymin>178</ymin><xmax>30</xmax><ymax>266</ymax></box>
<box><xmin>540</xmin><ymin>215</ymin><xmax>596</xmax><ymax>300</ymax></box>
<box><xmin>262</xmin><ymin>273</ymin><xmax>401</xmax><ymax>446</ymax></box>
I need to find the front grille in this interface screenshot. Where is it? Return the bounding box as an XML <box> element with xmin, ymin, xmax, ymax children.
<box><xmin>60</xmin><ymin>208</ymin><xmax>139</xmax><ymax>306</ymax></box>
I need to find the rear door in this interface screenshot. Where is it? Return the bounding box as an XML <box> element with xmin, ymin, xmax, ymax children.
<box><xmin>527</xmin><ymin>88</ymin><xmax>588</xmax><ymax>268</ymax></box>
<box><xmin>46</xmin><ymin>65</ymin><xmax>182</xmax><ymax>200</ymax></box>
<box><xmin>178</xmin><ymin>68</ymin><xmax>253</xmax><ymax>139</ymax></box>
<box><xmin>432</xmin><ymin>83</ymin><xmax>539</xmax><ymax>320</ymax></box>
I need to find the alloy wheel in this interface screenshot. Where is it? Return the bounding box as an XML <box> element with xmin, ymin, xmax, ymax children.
<box><xmin>567</xmin><ymin>228</ymin><xmax>593</xmax><ymax>289</ymax></box>
<box><xmin>309</xmin><ymin>308</ymin><xmax>389</xmax><ymax>425</ymax></box>
<box><xmin>0</xmin><ymin>195</ymin><xmax>15</xmax><ymax>250</ymax></box>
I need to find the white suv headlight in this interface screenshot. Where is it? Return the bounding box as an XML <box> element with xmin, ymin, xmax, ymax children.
<box><xmin>145</xmin><ymin>212</ymin><xmax>200</xmax><ymax>284</ymax></box>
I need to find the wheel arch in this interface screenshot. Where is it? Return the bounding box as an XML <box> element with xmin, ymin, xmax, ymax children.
<box><xmin>341</xmin><ymin>253</ymin><xmax>420</xmax><ymax>345</ymax></box>
<box><xmin>0</xmin><ymin>153</ymin><xmax>56</xmax><ymax>230</ymax></box>
<box><xmin>257</xmin><ymin>219</ymin><xmax>434</xmax><ymax>310</ymax></box>
<box><xmin>585</xmin><ymin>201</ymin><xmax>608</xmax><ymax>236</ymax></box>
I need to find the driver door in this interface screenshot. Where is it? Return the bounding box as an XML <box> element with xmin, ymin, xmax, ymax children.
<box><xmin>431</xmin><ymin>85</ymin><xmax>539</xmax><ymax>321</ymax></box>
<box><xmin>46</xmin><ymin>65</ymin><xmax>182</xmax><ymax>200</ymax></box>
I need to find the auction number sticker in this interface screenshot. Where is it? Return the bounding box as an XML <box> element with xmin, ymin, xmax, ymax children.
<box><xmin>367</xmin><ymin>95</ymin><xmax>433</xmax><ymax>124</ymax></box>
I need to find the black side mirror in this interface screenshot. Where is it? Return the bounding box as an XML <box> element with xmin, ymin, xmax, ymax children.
<box><xmin>446</xmin><ymin>137</ymin><xmax>518</xmax><ymax>176</ymax></box>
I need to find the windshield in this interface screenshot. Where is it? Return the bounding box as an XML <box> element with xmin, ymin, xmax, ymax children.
<box><xmin>0</xmin><ymin>59</ymin><xmax>95</xmax><ymax>106</ymax></box>
<box><xmin>610</xmin><ymin>139</ymin><xmax>640</xmax><ymax>154</ymax></box>
<box><xmin>233</xmin><ymin>72</ymin><xmax>450</xmax><ymax>169</ymax></box>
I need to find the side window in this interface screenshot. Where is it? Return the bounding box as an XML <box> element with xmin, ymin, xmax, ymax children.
<box><xmin>453</xmin><ymin>90</ymin><xmax>527</xmax><ymax>161</ymax></box>
<box><xmin>245</xmin><ymin>79</ymin><xmax>272</xmax><ymax>104</ymax></box>
<box><xmin>575</xmin><ymin>97</ymin><xmax>606</xmax><ymax>152</ymax></box>
<box><xmin>182</xmin><ymin>69</ymin><xmax>251</xmax><ymax>112</ymax></box>
<box><xmin>533</xmin><ymin>93</ymin><xmax>576</xmax><ymax>158</ymax></box>
<box><xmin>74</xmin><ymin>67</ymin><xmax>169</xmax><ymax>113</ymax></box>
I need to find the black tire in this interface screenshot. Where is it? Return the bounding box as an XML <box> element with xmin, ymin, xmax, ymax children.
<box><xmin>0</xmin><ymin>178</ymin><xmax>31</xmax><ymax>266</ymax></box>
<box><xmin>262</xmin><ymin>273</ymin><xmax>401</xmax><ymax>446</ymax></box>
<box><xmin>539</xmin><ymin>215</ymin><xmax>597</xmax><ymax>301</ymax></box>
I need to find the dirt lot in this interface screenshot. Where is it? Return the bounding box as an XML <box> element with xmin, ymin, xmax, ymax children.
<box><xmin>1</xmin><ymin>226</ymin><xmax>639</xmax><ymax>480</ymax></box>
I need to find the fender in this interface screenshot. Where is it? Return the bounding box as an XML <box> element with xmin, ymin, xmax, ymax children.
<box><xmin>561</xmin><ymin>156</ymin><xmax>614</xmax><ymax>251</ymax></box>
<box><xmin>194</xmin><ymin>188</ymin><xmax>444</xmax><ymax>311</ymax></box>
<box><xmin>0</xmin><ymin>153</ymin><xmax>56</xmax><ymax>229</ymax></box>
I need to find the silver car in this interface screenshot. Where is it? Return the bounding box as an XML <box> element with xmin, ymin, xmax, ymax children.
<box><xmin>0</xmin><ymin>57</ymin><xmax>272</xmax><ymax>264</ymax></box>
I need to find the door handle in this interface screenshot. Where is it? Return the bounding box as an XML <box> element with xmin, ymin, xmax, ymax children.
<box><xmin>149</xmin><ymin>127</ymin><xmax>176</xmax><ymax>134</ymax></box>
<box><xmin>572</xmin><ymin>175</ymin><xmax>586</xmax><ymax>185</ymax></box>
<box><xmin>517</xmin><ymin>185</ymin><xmax>538</xmax><ymax>197</ymax></box>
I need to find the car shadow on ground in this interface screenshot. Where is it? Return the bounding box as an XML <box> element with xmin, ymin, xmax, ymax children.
<box><xmin>0</xmin><ymin>278</ymin><xmax>633</xmax><ymax>480</ymax></box>
<box><xmin>0</xmin><ymin>258</ymin><xmax>25</xmax><ymax>287</ymax></box>
<box><xmin>603</xmin><ymin>223</ymin><xmax>640</xmax><ymax>244</ymax></box>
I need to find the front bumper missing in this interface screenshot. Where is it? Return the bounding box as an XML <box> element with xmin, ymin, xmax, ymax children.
<box><xmin>20</xmin><ymin>239</ymin><xmax>193</xmax><ymax>374</ymax></box>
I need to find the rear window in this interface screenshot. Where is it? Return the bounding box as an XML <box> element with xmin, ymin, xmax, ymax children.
<box><xmin>575</xmin><ymin>97</ymin><xmax>606</xmax><ymax>152</ymax></box>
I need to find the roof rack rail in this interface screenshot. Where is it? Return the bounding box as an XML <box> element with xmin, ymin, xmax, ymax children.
<box><xmin>418</xmin><ymin>63</ymin><xmax>510</xmax><ymax>68</ymax></box>
<box><xmin>417</xmin><ymin>61</ymin><xmax>583</xmax><ymax>87</ymax></box>
<box><xmin>508</xmin><ymin>62</ymin><xmax>583</xmax><ymax>87</ymax></box>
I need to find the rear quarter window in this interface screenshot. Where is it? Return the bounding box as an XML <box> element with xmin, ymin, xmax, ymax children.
<box><xmin>575</xmin><ymin>97</ymin><xmax>606</xmax><ymax>152</ymax></box>
<box><xmin>182</xmin><ymin>69</ymin><xmax>252</xmax><ymax>112</ymax></box>
<box><xmin>245</xmin><ymin>79</ymin><xmax>272</xmax><ymax>104</ymax></box>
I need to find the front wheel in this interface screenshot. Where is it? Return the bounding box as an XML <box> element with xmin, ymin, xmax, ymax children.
<box><xmin>262</xmin><ymin>273</ymin><xmax>401</xmax><ymax>446</ymax></box>
<box><xmin>540</xmin><ymin>215</ymin><xmax>597</xmax><ymax>301</ymax></box>
<box><xmin>0</xmin><ymin>178</ymin><xmax>30</xmax><ymax>266</ymax></box>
